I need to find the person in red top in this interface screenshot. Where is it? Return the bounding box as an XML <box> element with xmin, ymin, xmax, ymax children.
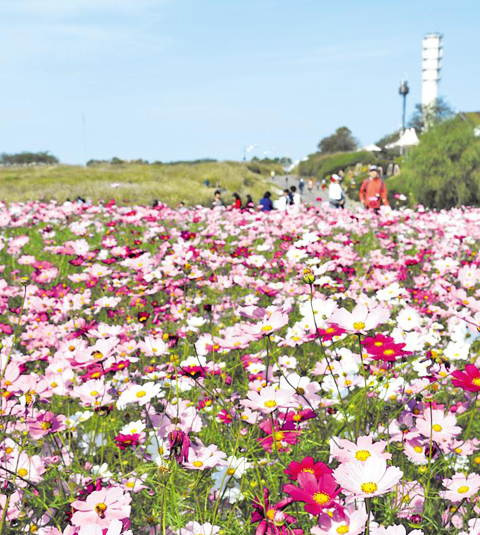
<box><xmin>359</xmin><ymin>165</ymin><xmax>389</xmax><ymax>210</ymax></box>
<box><xmin>232</xmin><ymin>192</ymin><xmax>242</xmax><ymax>209</ymax></box>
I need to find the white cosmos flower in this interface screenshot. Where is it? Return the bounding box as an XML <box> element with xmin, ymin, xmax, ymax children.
<box><xmin>117</xmin><ymin>382</ymin><xmax>163</xmax><ymax>409</ymax></box>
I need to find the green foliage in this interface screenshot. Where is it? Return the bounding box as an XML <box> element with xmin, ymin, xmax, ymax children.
<box><xmin>0</xmin><ymin>161</ymin><xmax>282</xmax><ymax>206</ymax></box>
<box><xmin>397</xmin><ymin>117</ymin><xmax>480</xmax><ymax>209</ymax></box>
<box><xmin>0</xmin><ymin>151</ymin><xmax>59</xmax><ymax>165</ymax></box>
<box><xmin>298</xmin><ymin>151</ymin><xmax>373</xmax><ymax>179</ymax></box>
<box><xmin>317</xmin><ymin>126</ymin><xmax>358</xmax><ymax>154</ymax></box>
<box><xmin>408</xmin><ymin>97</ymin><xmax>455</xmax><ymax>132</ymax></box>
<box><xmin>251</xmin><ymin>156</ymin><xmax>292</xmax><ymax>166</ymax></box>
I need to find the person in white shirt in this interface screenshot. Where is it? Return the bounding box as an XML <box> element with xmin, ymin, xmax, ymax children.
<box><xmin>328</xmin><ymin>174</ymin><xmax>346</xmax><ymax>209</ymax></box>
<box><xmin>274</xmin><ymin>189</ymin><xmax>291</xmax><ymax>211</ymax></box>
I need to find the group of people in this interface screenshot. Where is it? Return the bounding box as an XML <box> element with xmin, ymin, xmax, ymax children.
<box><xmin>211</xmin><ymin>186</ymin><xmax>303</xmax><ymax>212</ymax></box>
<box><xmin>328</xmin><ymin>165</ymin><xmax>389</xmax><ymax>211</ymax></box>
<box><xmin>210</xmin><ymin>164</ymin><xmax>389</xmax><ymax>213</ymax></box>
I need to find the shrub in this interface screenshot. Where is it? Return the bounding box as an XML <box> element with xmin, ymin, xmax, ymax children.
<box><xmin>298</xmin><ymin>151</ymin><xmax>374</xmax><ymax>179</ymax></box>
<box><xmin>398</xmin><ymin>117</ymin><xmax>480</xmax><ymax>209</ymax></box>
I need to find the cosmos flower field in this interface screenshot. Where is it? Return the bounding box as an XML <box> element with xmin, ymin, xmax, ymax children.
<box><xmin>0</xmin><ymin>200</ymin><xmax>479</xmax><ymax>535</ymax></box>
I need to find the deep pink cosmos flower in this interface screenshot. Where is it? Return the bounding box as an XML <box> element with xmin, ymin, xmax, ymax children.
<box><xmin>451</xmin><ymin>364</ymin><xmax>480</xmax><ymax>393</ymax></box>
<box><xmin>284</xmin><ymin>457</ymin><xmax>332</xmax><ymax>481</ymax></box>
<box><xmin>283</xmin><ymin>472</ymin><xmax>342</xmax><ymax>516</ymax></box>
<box><xmin>251</xmin><ymin>488</ymin><xmax>302</xmax><ymax>535</ymax></box>
<box><xmin>258</xmin><ymin>417</ymin><xmax>300</xmax><ymax>453</ymax></box>
<box><xmin>114</xmin><ymin>433</ymin><xmax>141</xmax><ymax>450</ymax></box>
<box><xmin>168</xmin><ymin>429</ymin><xmax>191</xmax><ymax>463</ymax></box>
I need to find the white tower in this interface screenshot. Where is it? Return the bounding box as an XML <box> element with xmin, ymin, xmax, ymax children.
<box><xmin>422</xmin><ymin>33</ymin><xmax>443</xmax><ymax>108</ymax></box>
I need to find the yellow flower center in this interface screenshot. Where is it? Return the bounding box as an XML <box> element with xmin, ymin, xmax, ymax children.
<box><xmin>455</xmin><ymin>447</ymin><xmax>462</xmax><ymax>454</ymax></box>
<box><xmin>227</xmin><ymin>468</ymin><xmax>236</xmax><ymax>476</ymax></box>
<box><xmin>266</xmin><ymin>509</ymin><xmax>275</xmax><ymax>520</ymax></box>
<box><xmin>95</xmin><ymin>503</ymin><xmax>107</xmax><ymax>518</ymax></box>
<box><xmin>355</xmin><ymin>450</ymin><xmax>371</xmax><ymax>461</ymax></box>
<box><xmin>264</xmin><ymin>400</ymin><xmax>277</xmax><ymax>408</ymax></box>
<box><xmin>90</xmin><ymin>390</ymin><xmax>99</xmax><ymax>397</ymax></box>
<box><xmin>126</xmin><ymin>481</ymin><xmax>135</xmax><ymax>488</ymax></box>
<box><xmin>414</xmin><ymin>446</ymin><xmax>423</xmax><ymax>453</ymax></box>
<box><xmin>432</xmin><ymin>424</ymin><xmax>442</xmax><ymax>432</ymax></box>
<box><xmin>41</xmin><ymin>421</ymin><xmax>52</xmax><ymax>430</ymax></box>
<box><xmin>337</xmin><ymin>527</ymin><xmax>349</xmax><ymax>534</ymax></box>
<box><xmin>458</xmin><ymin>486</ymin><xmax>469</xmax><ymax>494</ymax></box>
<box><xmin>383</xmin><ymin>349</ymin><xmax>395</xmax><ymax>356</ymax></box>
<box><xmin>261</xmin><ymin>325</ymin><xmax>273</xmax><ymax>332</ymax></box>
<box><xmin>301</xmin><ymin>467</ymin><xmax>315</xmax><ymax>474</ymax></box>
<box><xmin>274</xmin><ymin>432</ymin><xmax>285</xmax><ymax>441</ymax></box>
<box><xmin>472</xmin><ymin>377</ymin><xmax>480</xmax><ymax>386</ymax></box>
<box><xmin>361</xmin><ymin>482</ymin><xmax>378</xmax><ymax>494</ymax></box>
<box><xmin>192</xmin><ymin>460</ymin><xmax>203</xmax><ymax>467</ymax></box>
<box><xmin>313</xmin><ymin>492</ymin><xmax>330</xmax><ymax>505</ymax></box>
<box><xmin>353</xmin><ymin>321</ymin><xmax>366</xmax><ymax>330</ymax></box>
<box><xmin>136</xmin><ymin>390</ymin><xmax>147</xmax><ymax>398</ymax></box>
<box><xmin>18</xmin><ymin>468</ymin><xmax>28</xmax><ymax>477</ymax></box>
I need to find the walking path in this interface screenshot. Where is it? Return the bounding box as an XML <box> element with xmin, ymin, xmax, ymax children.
<box><xmin>270</xmin><ymin>175</ymin><xmax>359</xmax><ymax>209</ymax></box>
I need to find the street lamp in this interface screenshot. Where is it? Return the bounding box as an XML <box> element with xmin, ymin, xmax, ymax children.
<box><xmin>398</xmin><ymin>79</ymin><xmax>409</xmax><ymax>132</ymax></box>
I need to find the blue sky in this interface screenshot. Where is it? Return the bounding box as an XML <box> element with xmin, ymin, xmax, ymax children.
<box><xmin>0</xmin><ymin>0</ymin><xmax>479</xmax><ymax>164</ymax></box>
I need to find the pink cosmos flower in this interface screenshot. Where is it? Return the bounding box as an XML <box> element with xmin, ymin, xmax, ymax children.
<box><xmin>371</xmin><ymin>527</ymin><xmax>424</xmax><ymax>535</ymax></box>
<box><xmin>283</xmin><ymin>472</ymin><xmax>342</xmax><ymax>516</ymax></box>
<box><xmin>27</xmin><ymin>411</ymin><xmax>66</xmax><ymax>440</ymax></box>
<box><xmin>183</xmin><ymin>444</ymin><xmax>227</xmax><ymax>470</ymax></box>
<box><xmin>333</xmin><ymin>457</ymin><xmax>403</xmax><ymax>498</ymax></box>
<box><xmin>70</xmin><ymin>487</ymin><xmax>132</xmax><ymax>530</ymax></box>
<box><xmin>180</xmin><ymin>522</ymin><xmax>220</xmax><ymax>535</ymax></box>
<box><xmin>440</xmin><ymin>472</ymin><xmax>480</xmax><ymax>502</ymax></box>
<box><xmin>78</xmin><ymin>519</ymin><xmax>134</xmax><ymax>535</ymax></box>
<box><xmin>328</xmin><ymin>304</ymin><xmax>389</xmax><ymax>334</ymax></box>
<box><xmin>330</xmin><ymin>434</ymin><xmax>392</xmax><ymax>464</ymax></box>
<box><xmin>241</xmin><ymin>386</ymin><xmax>294</xmax><ymax>414</ymax></box>
<box><xmin>415</xmin><ymin>409</ymin><xmax>462</xmax><ymax>444</ymax></box>
<box><xmin>4</xmin><ymin>453</ymin><xmax>46</xmax><ymax>486</ymax></box>
<box><xmin>313</xmin><ymin>506</ymin><xmax>368</xmax><ymax>535</ymax></box>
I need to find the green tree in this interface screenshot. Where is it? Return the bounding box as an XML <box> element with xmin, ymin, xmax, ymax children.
<box><xmin>399</xmin><ymin>117</ymin><xmax>480</xmax><ymax>209</ymax></box>
<box><xmin>317</xmin><ymin>127</ymin><xmax>358</xmax><ymax>154</ymax></box>
<box><xmin>408</xmin><ymin>97</ymin><xmax>454</xmax><ymax>132</ymax></box>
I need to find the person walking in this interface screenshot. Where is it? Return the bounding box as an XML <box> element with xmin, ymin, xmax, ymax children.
<box><xmin>307</xmin><ymin>178</ymin><xmax>314</xmax><ymax>193</ymax></box>
<box><xmin>328</xmin><ymin>174</ymin><xmax>346</xmax><ymax>209</ymax></box>
<box><xmin>299</xmin><ymin>178</ymin><xmax>305</xmax><ymax>195</ymax></box>
<box><xmin>211</xmin><ymin>190</ymin><xmax>225</xmax><ymax>208</ymax></box>
<box><xmin>259</xmin><ymin>191</ymin><xmax>273</xmax><ymax>212</ymax></box>
<box><xmin>359</xmin><ymin>165</ymin><xmax>389</xmax><ymax>211</ymax></box>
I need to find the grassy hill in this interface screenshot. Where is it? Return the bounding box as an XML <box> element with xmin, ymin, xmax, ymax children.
<box><xmin>0</xmin><ymin>160</ymin><xmax>282</xmax><ymax>206</ymax></box>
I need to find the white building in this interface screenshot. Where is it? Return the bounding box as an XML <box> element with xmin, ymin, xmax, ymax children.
<box><xmin>422</xmin><ymin>33</ymin><xmax>443</xmax><ymax>109</ymax></box>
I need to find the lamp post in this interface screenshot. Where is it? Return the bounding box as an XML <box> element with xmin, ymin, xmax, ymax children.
<box><xmin>398</xmin><ymin>79</ymin><xmax>409</xmax><ymax>133</ymax></box>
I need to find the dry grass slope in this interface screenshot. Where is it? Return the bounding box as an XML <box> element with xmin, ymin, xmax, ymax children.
<box><xmin>0</xmin><ymin>161</ymin><xmax>281</xmax><ymax>206</ymax></box>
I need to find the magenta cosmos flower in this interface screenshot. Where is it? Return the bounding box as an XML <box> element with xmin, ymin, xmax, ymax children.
<box><xmin>333</xmin><ymin>458</ymin><xmax>403</xmax><ymax>498</ymax></box>
<box><xmin>70</xmin><ymin>487</ymin><xmax>132</xmax><ymax>530</ymax></box>
<box><xmin>451</xmin><ymin>364</ymin><xmax>480</xmax><ymax>393</ymax></box>
<box><xmin>284</xmin><ymin>457</ymin><xmax>332</xmax><ymax>481</ymax></box>
<box><xmin>283</xmin><ymin>472</ymin><xmax>342</xmax><ymax>516</ymax></box>
<box><xmin>251</xmin><ymin>488</ymin><xmax>303</xmax><ymax>535</ymax></box>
